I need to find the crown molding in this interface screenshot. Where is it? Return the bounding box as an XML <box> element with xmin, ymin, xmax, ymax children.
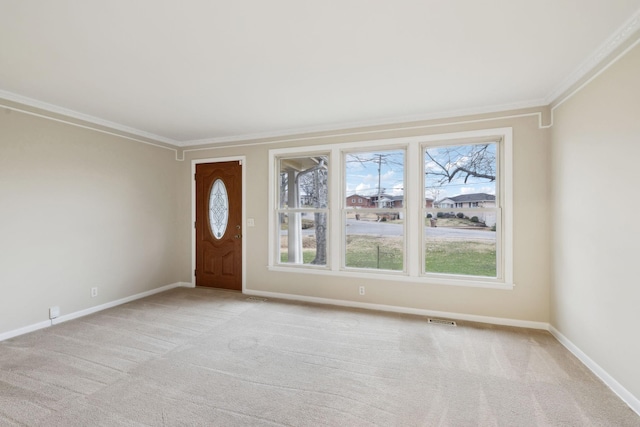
<box><xmin>180</xmin><ymin>98</ymin><xmax>546</xmax><ymax>148</ymax></box>
<box><xmin>545</xmin><ymin>8</ymin><xmax>640</xmax><ymax>105</ymax></box>
<box><xmin>0</xmin><ymin>89</ymin><xmax>179</xmax><ymax>146</ymax></box>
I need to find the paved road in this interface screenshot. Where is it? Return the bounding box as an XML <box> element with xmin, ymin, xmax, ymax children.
<box><xmin>346</xmin><ymin>219</ymin><xmax>495</xmax><ymax>241</ymax></box>
<box><xmin>281</xmin><ymin>219</ymin><xmax>495</xmax><ymax>241</ymax></box>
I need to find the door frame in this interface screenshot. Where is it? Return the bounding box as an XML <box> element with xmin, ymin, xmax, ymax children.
<box><xmin>191</xmin><ymin>156</ymin><xmax>246</xmax><ymax>291</ymax></box>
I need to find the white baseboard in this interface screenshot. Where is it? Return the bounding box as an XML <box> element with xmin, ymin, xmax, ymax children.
<box><xmin>549</xmin><ymin>326</ymin><xmax>640</xmax><ymax>416</ymax></box>
<box><xmin>243</xmin><ymin>289</ymin><xmax>550</xmax><ymax>330</ymax></box>
<box><xmin>51</xmin><ymin>282</ymin><xmax>191</xmax><ymax>325</ymax></box>
<box><xmin>0</xmin><ymin>282</ymin><xmax>191</xmax><ymax>341</ymax></box>
<box><xmin>0</xmin><ymin>320</ymin><xmax>51</xmax><ymax>342</ymax></box>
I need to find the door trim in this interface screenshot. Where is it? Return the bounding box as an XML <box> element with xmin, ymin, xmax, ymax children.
<box><xmin>191</xmin><ymin>156</ymin><xmax>246</xmax><ymax>292</ymax></box>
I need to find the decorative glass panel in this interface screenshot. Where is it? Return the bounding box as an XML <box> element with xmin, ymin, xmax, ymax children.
<box><xmin>209</xmin><ymin>179</ymin><xmax>229</xmax><ymax>239</ymax></box>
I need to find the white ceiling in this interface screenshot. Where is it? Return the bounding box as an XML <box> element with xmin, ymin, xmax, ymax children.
<box><xmin>1</xmin><ymin>1</ymin><xmax>640</xmax><ymax>146</ymax></box>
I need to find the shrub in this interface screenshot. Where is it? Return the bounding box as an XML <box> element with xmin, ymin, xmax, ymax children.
<box><xmin>426</xmin><ymin>213</ymin><xmax>432</xmax><ymax>218</ymax></box>
<box><xmin>456</xmin><ymin>212</ymin><xmax>464</xmax><ymax>219</ymax></box>
<box><xmin>436</xmin><ymin>212</ymin><xmax>444</xmax><ymax>218</ymax></box>
<box><xmin>470</xmin><ymin>216</ymin><xmax>479</xmax><ymax>223</ymax></box>
<box><xmin>491</xmin><ymin>224</ymin><xmax>497</xmax><ymax>231</ymax></box>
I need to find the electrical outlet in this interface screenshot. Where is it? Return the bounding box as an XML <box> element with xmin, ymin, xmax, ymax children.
<box><xmin>49</xmin><ymin>306</ymin><xmax>60</xmax><ymax>319</ymax></box>
<box><xmin>247</xmin><ymin>218</ymin><xmax>255</xmax><ymax>227</ymax></box>
<box><xmin>359</xmin><ymin>286</ymin><xmax>365</xmax><ymax>296</ymax></box>
<box><xmin>91</xmin><ymin>287</ymin><xmax>98</xmax><ymax>298</ymax></box>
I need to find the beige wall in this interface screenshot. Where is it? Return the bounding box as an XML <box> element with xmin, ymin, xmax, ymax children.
<box><xmin>183</xmin><ymin>112</ymin><xmax>552</xmax><ymax>323</ymax></box>
<box><xmin>0</xmin><ymin>109</ymin><xmax>187</xmax><ymax>335</ymax></box>
<box><xmin>551</xmin><ymin>43</ymin><xmax>640</xmax><ymax>400</ymax></box>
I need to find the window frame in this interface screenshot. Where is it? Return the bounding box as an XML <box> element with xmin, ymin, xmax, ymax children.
<box><xmin>268</xmin><ymin>127</ymin><xmax>513</xmax><ymax>290</ymax></box>
<box><xmin>422</xmin><ymin>139</ymin><xmax>501</xmax><ymax>281</ymax></box>
<box><xmin>342</xmin><ymin>146</ymin><xmax>407</xmax><ymax>274</ymax></box>
<box><xmin>272</xmin><ymin>152</ymin><xmax>331</xmax><ymax>270</ymax></box>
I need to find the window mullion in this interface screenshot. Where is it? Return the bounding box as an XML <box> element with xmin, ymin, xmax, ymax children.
<box><xmin>407</xmin><ymin>142</ymin><xmax>420</xmax><ymax>277</ymax></box>
<box><xmin>330</xmin><ymin>147</ymin><xmax>341</xmax><ymax>271</ymax></box>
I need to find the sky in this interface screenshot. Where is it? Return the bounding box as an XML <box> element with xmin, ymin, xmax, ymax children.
<box><xmin>345</xmin><ymin>150</ymin><xmax>404</xmax><ymax>197</ymax></box>
<box><xmin>344</xmin><ymin>144</ymin><xmax>496</xmax><ymax>201</ymax></box>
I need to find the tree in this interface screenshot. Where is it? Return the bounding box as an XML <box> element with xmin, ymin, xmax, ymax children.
<box><xmin>425</xmin><ymin>144</ymin><xmax>495</xmax><ymax>187</ymax></box>
<box><xmin>296</xmin><ymin>158</ymin><xmax>328</xmax><ymax>265</ymax></box>
<box><xmin>310</xmin><ymin>168</ymin><xmax>327</xmax><ymax>265</ymax></box>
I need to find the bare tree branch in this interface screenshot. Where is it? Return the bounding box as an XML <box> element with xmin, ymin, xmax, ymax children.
<box><xmin>425</xmin><ymin>144</ymin><xmax>496</xmax><ymax>187</ymax></box>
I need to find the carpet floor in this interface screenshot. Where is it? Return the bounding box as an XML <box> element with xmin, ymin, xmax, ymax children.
<box><xmin>0</xmin><ymin>287</ymin><xmax>638</xmax><ymax>426</ymax></box>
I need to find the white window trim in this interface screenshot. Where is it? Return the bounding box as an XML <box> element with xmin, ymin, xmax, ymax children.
<box><xmin>268</xmin><ymin>127</ymin><xmax>514</xmax><ymax>290</ymax></box>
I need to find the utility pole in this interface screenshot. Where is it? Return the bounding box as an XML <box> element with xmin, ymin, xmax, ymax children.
<box><xmin>377</xmin><ymin>154</ymin><xmax>383</xmax><ymax>208</ymax></box>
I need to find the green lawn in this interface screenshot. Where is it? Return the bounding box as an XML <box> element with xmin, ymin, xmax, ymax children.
<box><xmin>345</xmin><ymin>235</ymin><xmax>403</xmax><ymax>270</ymax></box>
<box><xmin>280</xmin><ymin>251</ymin><xmax>316</xmax><ymax>263</ymax></box>
<box><xmin>425</xmin><ymin>240</ymin><xmax>496</xmax><ymax>277</ymax></box>
<box><xmin>281</xmin><ymin>235</ymin><xmax>496</xmax><ymax>277</ymax></box>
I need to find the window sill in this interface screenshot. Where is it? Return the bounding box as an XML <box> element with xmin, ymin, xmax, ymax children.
<box><xmin>267</xmin><ymin>265</ymin><xmax>514</xmax><ymax>290</ymax></box>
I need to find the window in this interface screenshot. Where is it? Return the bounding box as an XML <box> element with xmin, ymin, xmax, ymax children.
<box><xmin>269</xmin><ymin>128</ymin><xmax>513</xmax><ymax>289</ymax></box>
<box><xmin>275</xmin><ymin>154</ymin><xmax>329</xmax><ymax>267</ymax></box>
<box><xmin>344</xmin><ymin>149</ymin><xmax>405</xmax><ymax>271</ymax></box>
<box><xmin>424</xmin><ymin>142</ymin><xmax>499</xmax><ymax>278</ymax></box>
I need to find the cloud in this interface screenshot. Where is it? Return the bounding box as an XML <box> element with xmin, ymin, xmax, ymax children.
<box><xmin>424</xmin><ymin>160</ymin><xmax>439</xmax><ymax>170</ymax></box>
<box><xmin>391</xmin><ymin>183</ymin><xmax>404</xmax><ymax>196</ymax></box>
<box><xmin>458</xmin><ymin>185</ymin><xmax>495</xmax><ymax>195</ymax></box>
<box><xmin>362</xmin><ymin>174</ymin><xmax>376</xmax><ymax>183</ymax></box>
<box><xmin>355</xmin><ymin>183</ymin><xmax>371</xmax><ymax>192</ymax></box>
<box><xmin>460</xmin><ymin>187</ymin><xmax>475</xmax><ymax>194</ymax></box>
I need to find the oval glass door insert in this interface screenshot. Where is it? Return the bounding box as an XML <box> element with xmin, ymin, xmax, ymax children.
<box><xmin>209</xmin><ymin>179</ymin><xmax>229</xmax><ymax>239</ymax></box>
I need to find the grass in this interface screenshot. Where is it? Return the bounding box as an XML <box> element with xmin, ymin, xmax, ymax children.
<box><xmin>426</xmin><ymin>217</ymin><xmax>489</xmax><ymax>228</ymax></box>
<box><xmin>425</xmin><ymin>240</ymin><xmax>496</xmax><ymax>277</ymax></box>
<box><xmin>280</xmin><ymin>251</ymin><xmax>316</xmax><ymax>264</ymax></box>
<box><xmin>345</xmin><ymin>236</ymin><xmax>403</xmax><ymax>270</ymax></box>
<box><xmin>279</xmin><ymin>236</ymin><xmax>319</xmax><ymax>264</ymax></box>
<box><xmin>280</xmin><ymin>235</ymin><xmax>496</xmax><ymax>277</ymax></box>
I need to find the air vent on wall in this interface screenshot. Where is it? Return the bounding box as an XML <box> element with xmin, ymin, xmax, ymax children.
<box><xmin>246</xmin><ymin>297</ymin><xmax>267</xmax><ymax>302</ymax></box>
<box><xmin>428</xmin><ymin>318</ymin><xmax>457</xmax><ymax>326</ymax></box>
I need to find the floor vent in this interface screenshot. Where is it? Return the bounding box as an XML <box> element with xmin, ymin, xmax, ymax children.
<box><xmin>246</xmin><ymin>297</ymin><xmax>267</xmax><ymax>302</ymax></box>
<box><xmin>428</xmin><ymin>318</ymin><xmax>457</xmax><ymax>326</ymax></box>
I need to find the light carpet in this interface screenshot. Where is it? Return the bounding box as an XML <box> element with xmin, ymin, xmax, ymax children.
<box><xmin>0</xmin><ymin>287</ymin><xmax>638</xmax><ymax>426</ymax></box>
